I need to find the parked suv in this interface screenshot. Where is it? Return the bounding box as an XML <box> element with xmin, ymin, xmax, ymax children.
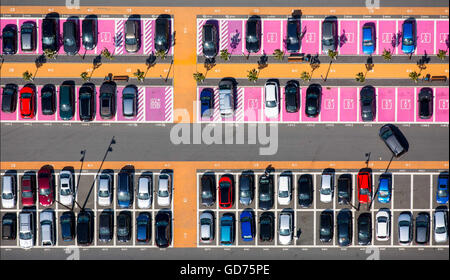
<box><xmin>20</xmin><ymin>21</ymin><xmax>37</xmax><ymax>52</ymax></box>
<box><xmin>117</xmin><ymin>171</ymin><xmax>133</xmax><ymax>208</ymax></box>
<box><xmin>286</xmin><ymin>17</ymin><xmax>300</xmax><ymax>53</ymax></box>
<box><xmin>125</xmin><ymin>19</ymin><xmax>140</xmax><ymax>53</ymax></box>
<box><xmin>19</xmin><ymin>211</ymin><xmax>35</xmax><ymax>249</ymax></box>
<box><xmin>218</xmin><ymin>79</ymin><xmax>235</xmax><ymax>118</ymax></box>
<box><xmin>322</xmin><ymin>19</ymin><xmax>336</xmax><ymax>53</ymax></box>
<box><xmin>99</xmin><ymin>81</ymin><xmax>116</xmax><ymax>119</ymax></box>
<box><xmin>202</xmin><ymin>23</ymin><xmax>218</xmax><ymax>59</ymax></box>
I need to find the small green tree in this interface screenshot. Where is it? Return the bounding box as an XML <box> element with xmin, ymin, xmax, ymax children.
<box><xmin>300</xmin><ymin>71</ymin><xmax>311</xmax><ymax>82</ymax></box>
<box><xmin>327</xmin><ymin>49</ymin><xmax>338</xmax><ymax>60</ymax></box>
<box><xmin>273</xmin><ymin>49</ymin><xmax>285</xmax><ymax>61</ymax></box>
<box><xmin>355</xmin><ymin>72</ymin><xmax>365</xmax><ymax>83</ymax></box>
<box><xmin>219</xmin><ymin>49</ymin><xmax>231</xmax><ymax>61</ymax></box>
<box><xmin>101</xmin><ymin>48</ymin><xmax>114</xmax><ymax>60</ymax></box>
<box><xmin>437</xmin><ymin>49</ymin><xmax>447</xmax><ymax>60</ymax></box>
<box><xmin>22</xmin><ymin>70</ymin><xmax>33</xmax><ymax>81</ymax></box>
<box><xmin>43</xmin><ymin>49</ymin><xmax>57</xmax><ymax>60</ymax></box>
<box><xmin>155</xmin><ymin>49</ymin><xmax>167</xmax><ymax>60</ymax></box>
<box><xmin>80</xmin><ymin>71</ymin><xmax>89</xmax><ymax>81</ymax></box>
<box><xmin>409</xmin><ymin>71</ymin><xmax>420</xmax><ymax>83</ymax></box>
<box><xmin>193</xmin><ymin>72</ymin><xmax>205</xmax><ymax>83</ymax></box>
<box><xmin>133</xmin><ymin>69</ymin><xmax>145</xmax><ymax>82</ymax></box>
<box><xmin>247</xmin><ymin>68</ymin><xmax>259</xmax><ymax>83</ymax></box>
<box><xmin>382</xmin><ymin>49</ymin><xmax>392</xmax><ymax>61</ymax></box>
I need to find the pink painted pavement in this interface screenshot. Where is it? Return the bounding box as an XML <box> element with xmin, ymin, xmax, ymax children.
<box><xmin>320</xmin><ymin>87</ymin><xmax>338</xmax><ymax>122</ymax></box>
<box><xmin>227</xmin><ymin>20</ymin><xmax>243</xmax><ymax>55</ymax></box>
<box><xmin>244</xmin><ymin>87</ymin><xmax>262</xmax><ymax>122</ymax></box>
<box><xmin>97</xmin><ymin>19</ymin><xmax>116</xmax><ymax>56</ymax></box>
<box><xmin>145</xmin><ymin>87</ymin><xmax>166</xmax><ymax>122</ymax></box>
<box><xmin>262</xmin><ymin>20</ymin><xmax>282</xmax><ymax>56</ymax></box>
<box><xmin>300</xmin><ymin>20</ymin><xmax>320</xmax><ymax>55</ymax></box>
<box><xmin>338</xmin><ymin>20</ymin><xmax>358</xmax><ymax>55</ymax></box>
<box><xmin>416</xmin><ymin>20</ymin><xmax>434</xmax><ymax>55</ymax></box>
<box><xmin>339</xmin><ymin>87</ymin><xmax>358</xmax><ymax>122</ymax></box>
<box><xmin>435</xmin><ymin>87</ymin><xmax>449</xmax><ymax>123</ymax></box>
<box><xmin>436</xmin><ymin>20</ymin><xmax>449</xmax><ymax>53</ymax></box>
<box><xmin>378</xmin><ymin>20</ymin><xmax>397</xmax><ymax>55</ymax></box>
<box><xmin>396</xmin><ymin>87</ymin><xmax>415</xmax><ymax>122</ymax></box>
<box><xmin>377</xmin><ymin>87</ymin><xmax>396</xmax><ymax>122</ymax></box>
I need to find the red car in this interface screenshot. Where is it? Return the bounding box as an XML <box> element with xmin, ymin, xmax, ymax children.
<box><xmin>19</xmin><ymin>85</ymin><xmax>35</xmax><ymax>118</ymax></box>
<box><xmin>218</xmin><ymin>175</ymin><xmax>233</xmax><ymax>209</ymax></box>
<box><xmin>357</xmin><ymin>171</ymin><xmax>372</xmax><ymax>204</ymax></box>
<box><xmin>21</xmin><ymin>174</ymin><xmax>35</xmax><ymax>206</ymax></box>
<box><xmin>38</xmin><ymin>167</ymin><xmax>54</xmax><ymax>206</ymax></box>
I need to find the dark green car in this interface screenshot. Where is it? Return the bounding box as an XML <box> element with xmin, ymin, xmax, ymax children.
<box><xmin>59</xmin><ymin>83</ymin><xmax>75</xmax><ymax>120</ymax></box>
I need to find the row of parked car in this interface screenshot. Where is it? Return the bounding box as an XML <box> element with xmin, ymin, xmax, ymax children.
<box><xmin>1</xmin><ymin>168</ymin><xmax>173</xmax><ymax>209</ymax></box>
<box><xmin>201</xmin><ymin>16</ymin><xmax>418</xmax><ymax>59</ymax></box>
<box><xmin>1</xmin><ymin>82</ymin><xmax>141</xmax><ymax>121</ymax></box>
<box><xmin>201</xmin><ymin>79</ymin><xmax>436</xmax><ymax>121</ymax></box>
<box><xmin>1</xmin><ymin>14</ymin><xmax>171</xmax><ymax>55</ymax></box>
<box><xmin>200</xmin><ymin>171</ymin><xmax>449</xmax><ymax>209</ymax></box>
<box><xmin>1</xmin><ymin>209</ymin><xmax>172</xmax><ymax>248</ymax></box>
<box><xmin>200</xmin><ymin>208</ymin><xmax>448</xmax><ymax>246</ymax></box>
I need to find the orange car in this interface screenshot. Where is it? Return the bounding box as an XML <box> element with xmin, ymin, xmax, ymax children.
<box><xmin>19</xmin><ymin>85</ymin><xmax>35</xmax><ymax>118</ymax></box>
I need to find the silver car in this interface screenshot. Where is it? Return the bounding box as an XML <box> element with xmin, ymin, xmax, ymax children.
<box><xmin>218</xmin><ymin>79</ymin><xmax>235</xmax><ymax>118</ymax></box>
<box><xmin>122</xmin><ymin>85</ymin><xmax>137</xmax><ymax>118</ymax></box>
<box><xmin>434</xmin><ymin>210</ymin><xmax>448</xmax><ymax>243</ymax></box>
<box><xmin>398</xmin><ymin>212</ymin><xmax>413</xmax><ymax>245</ymax></box>
<box><xmin>125</xmin><ymin>19</ymin><xmax>140</xmax><ymax>53</ymax></box>
<box><xmin>278</xmin><ymin>212</ymin><xmax>293</xmax><ymax>245</ymax></box>
<box><xmin>40</xmin><ymin>210</ymin><xmax>55</xmax><ymax>246</ymax></box>
<box><xmin>1</xmin><ymin>175</ymin><xmax>16</xmax><ymax>208</ymax></box>
<box><xmin>137</xmin><ymin>175</ymin><xmax>152</xmax><ymax>209</ymax></box>
<box><xmin>157</xmin><ymin>173</ymin><xmax>171</xmax><ymax>206</ymax></box>
<box><xmin>19</xmin><ymin>211</ymin><xmax>34</xmax><ymax>249</ymax></box>
<box><xmin>322</xmin><ymin>19</ymin><xmax>336</xmax><ymax>53</ymax></box>
<box><xmin>97</xmin><ymin>173</ymin><xmax>112</xmax><ymax>206</ymax></box>
<box><xmin>200</xmin><ymin>211</ymin><xmax>214</xmax><ymax>243</ymax></box>
<box><xmin>59</xmin><ymin>170</ymin><xmax>74</xmax><ymax>206</ymax></box>
<box><xmin>375</xmin><ymin>208</ymin><xmax>390</xmax><ymax>241</ymax></box>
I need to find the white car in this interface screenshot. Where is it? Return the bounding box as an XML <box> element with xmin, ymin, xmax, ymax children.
<box><xmin>264</xmin><ymin>80</ymin><xmax>279</xmax><ymax>119</ymax></box>
<box><xmin>320</xmin><ymin>172</ymin><xmax>334</xmax><ymax>203</ymax></box>
<box><xmin>434</xmin><ymin>210</ymin><xmax>448</xmax><ymax>243</ymax></box>
<box><xmin>157</xmin><ymin>173</ymin><xmax>172</xmax><ymax>206</ymax></box>
<box><xmin>19</xmin><ymin>212</ymin><xmax>34</xmax><ymax>249</ymax></box>
<box><xmin>200</xmin><ymin>211</ymin><xmax>214</xmax><ymax>243</ymax></box>
<box><xmin>137</xmin><ymin>176</ymin><xmax>152</xmax><ymax>209</ymax></box>
<box><xmin>59</xmin><ymin>170</ymin><xmax>74</xmax><ymax>206</ymax></box>
<box><xmin>376</xmin><ymin>208</ymin><xmax>390</xmax><ymax>241</ymax></box>
<box><xmin>1</xmin><ymin>175</ymin><xmax>16</xmax><ymax>208</ymax></box>
<box><xmin>97</xmin><ymin>173</ymin><xmax>112</xmax><ymax>206</ymax></box>
<box><xmin>40</xmin><ymin>210</ymin><xmax>55</xmax><ymax>246</ymax></box>
<box><xmin>278</xmin><ymin>212</ymin><xmax>293</xmax><ymax>245</ymax></box>
<box><xmin>277</xmin><ymin>175</ymin><xmax>291</xmax><ymax>205</ymax></box>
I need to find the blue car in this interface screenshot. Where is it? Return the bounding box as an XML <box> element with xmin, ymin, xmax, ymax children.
<box><xmin>117</xmin><ymin>172</ymin><xmax>133</xmax><ymax>208</ymax></box>
<box><xmin>200</xmin><ymin>88</ymin><xmax>213</xmax><ymax>118</ymax></box>
<box><xmin>401</xmin><ymin>20</ymin><xmax>416</xmax><ymax>54</ymax></box>
<box><xmin>220</xmin><ymin>213</ymin><xmax>235</xmax><ymax>246</ymax></box>
<box><xmin>240</xmin><ymin>210</ymin><xmax>254</xmax><ymax>242</ymax></box>
<box><xmin>436</xmin><ymin>173</ymin><xmax>449</xmax><ymax>204</ymax></box>
<box><xmin>136</xmin><ymin>212</ymin><xmax>151</xmax><ymax>243</ymax></box>
<box><xmin>377</xmin><ymin>175</ymin><xmax>391</xmax><ymax>203</ymax></box>
<box><xmin>362</xmin><ymin>25</ymin><xmax>375</xmax><ymax>55</ymax></box>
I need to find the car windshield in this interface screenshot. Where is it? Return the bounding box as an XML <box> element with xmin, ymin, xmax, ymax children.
<box><xmin>98</xmin><ymin>190</ymin><xmax>109</xmax><ymax>197</ymax></box>
<box><xmin>323</xmin><ymin>38</ymin><xmax>333</xmax><ymax>46</ymax></box>
<box><xmin>279</xmin><ymin>190</ymin><xmax>289</xmax><ymax>198</ymax></box>
<box><xmin>363</xmin><ymin>39</ymin><xmax>373</xmax><ymax>46</ymax></box>
<box><xmin>202</xmin><ymin>190</ymin><xmax>213</xmax><ymax>199</ymax></box>
<box><xmin>159</xmin><ymin>190</ymin><xmax>169</xmax><ymax>197</ymax></box>
<box><xmin>321</xmin><ymin>188</ymin><xmax>331</xmax><ymax>195</ymax></box>
<box><xmin>381</xmin><ymin>129</ymin><xmax>393</xmax><ymax>140</ymax></box>
<box><xmin>240</xmin><ymin>190</ymin><xmax>249</xmax><ymax>198</ymax></box>
<box><xmin>247</xmin><ymin>35</ymin><xmax>257</xmax><ymax>43</ymax></box>
<box><xmin>321</xmin><ymin>227</ymin><xmax>330</xmax><ymax>235</ymax></box>
<box><xmin>22</xmin><ymin>190</ymin><xmax>33</xmax><ymax>198</ymax></box>
<box><xmin>118</xmin><ymin>227</ymin><xmax>128</xmax><ymax>236</ymax></box>
<box><xmin>435</xmin><ymin>226</ymin><xmax>446</xmax><ymax>234</ymax></box>
<box><xmin>299</xmin><ymin>192</ymin><xmax>310</xmax><ymax>200</ymax></box>
<box><xmin>379</xmin><ymin>190</ymin><xmax>389</xmax><ymax>197</ymax></box>
<box><xmin>138</xmin><ymin>192</ymin><xmax>149</xmax><ymax>200</ymax></box>
<box><xmin>155</xmin><ymin>36</ymin><xmax>166</xmax><ymax>45</ymax></box>
<box><xmin>3</xmin><ymin>31</ymin><xmax>14</xmax><ymax>38</ymax></box>
<box><xmin>43</xmin><ymin>36</ymin><xmax>55</xmax><ymax>45</ymax></box>
<box><xmin>60</xmin><ymin>186</ymin><xmax>71</xmax><ymax>196</ymax></box>
<box><xmin>2</xmin><ymin>193</ymin><xmax>13</xmax><ymax>199</ymax></box>
<box><xmin>125</xmin><ymin>37</ymin><xmax>137</xmax><ymax>45</ymax></box>
<box><xmin>438</xmin><ymin>188</ymin><xmax>448</xmax><ymax>198</ymax></box>
<box><xmin>266</xmin><ymin>100</ymin><xmax>277</xmax><ymax>107</ymax></box>
<box><xmin>39</xmin><ymin>188</ymin><xmax>50</xmax><ymax>195</ymax></box>
<box><xmin>64</xmin><ymin>37</ymin><xmax>75</xmax><ymax>46</ymax></box>
<box><xmin>118</xmin><ymin>191</ymin><xmax>130</xmax><ymax>201</ymax></box>
<box><xmin>403</xmin><ymin>37</ymin><xmax>413</xmax><ymax>46</ymax></box>
<box><xmin>99</xmin><ymin>227</ymin><xmax>110</xmax><ymax>235</ymax></box>
<box><xmin>378</xmin><ymin>217</ymin><xmax>387</xmax><ymax>223</ymax></box>
<box><xmin>360</xmin><ymin>188</ymin><xmax>369</xmax><ymax>195</ymax></box>
<box><xmin>280</xmin><ymin>226</ymin><xmax>290</xmax><ymax>236</ymax></box>
<box><xmin>20</xmin><ymin>232</ymin><xmax>32</xmax><ymax>240</ymax></box>
<box><xmin>399</xmin><ymin>221</ymin><xmax>410</xmax><ymax>227</ymax></box>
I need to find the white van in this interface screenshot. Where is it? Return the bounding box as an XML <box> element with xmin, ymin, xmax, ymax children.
<box><xmin>1</xmin><ymin>175</ymin><xmax>16</xmax><ymax>208</ymax></box>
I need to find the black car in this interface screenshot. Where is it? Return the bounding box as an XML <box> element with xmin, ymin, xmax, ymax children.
<box><xmin>202</xmin><ymin>23</ymin><xmax>218</xmax><ymax>59</ymax></box>
<box><xmin>154</xmin><ymin>15</ymin><xmax>170</xmax><ymax>52</ymax></box>
<box><xmin>418</xmin><ymin>88</ymin><xmax>433</xmax><ymax>119</ymax></box>
<box><xmin>63</xmin><ymin>20</ymin><xmax>79</xmax><ymax>55</ymax></box>
<box><xmin>319</xmin><ymin>211</ymin><xmax>333</xmax><ymax>243</ymax></box>
<box><xmin>239</xmin><ymin>171</ymin><xmax>254</xmax><ymax>206</ymax></box>
<box><xmin>360</xmin><ymin>86</ymin><xmax>376</xmax><ymax>121</ymax></box>
<box><xmin>337</xmin><ymin>209</ymin><xmax>352</xmax><ymax>246</ymax></box>
<box><xmin>305</xmin><ymin>84</ymin><xmax>322</xmax><ymax>117</ymax></box>
<box><xmin>60</xmin><ymin>211</ymin><xmax>75</xmax><ymax>242</ymax></box>
<box><xmin>201</xmin><ymin>174</ymin><xmax>216</xmax><ymax>206</ymax></box>
<box><xmin>21</xmin><ymin>21</ymin><xmax>37</xmax><ymax>52</ymax></box>
<box><xmin>40</xmin><ymin>84</ymin><xmax>56</xmax><ymax>115</ymax></box>
<box><xmin>285</xmin><ymin>80</ymin><xmax>299</xmax><ymax>113</ymax></box>
<box><xmin>245</xmin><ymin>16</ymin><xmax>261</xmax><ymax>53</ymax></box>
<box><xmin>1</xmin><ymin>84</ymin><xmax>18</xmax><ymax>113</ymax></box>
<box><xmin>357</xmin><ymin>213</ymin><xmax>372</xmax><ymax>245</ymax></box>
<box><xmin>77</xmin><ymin>211</ymin><xmax>93</xmax><ymax>246</ymax></box>
<box><xmin>82</xmin><ymin>15</ymin><xmax>97</xmax><ymax>50</ymax></box>
<box><xmin>136</xmin><ymin>212</ymin><xmax>152</xmax><ymax>243</ymax></box>
<box><xmin>42</xmin><ymin>17</ymin><xmax>58</xmax><ymax>52</ymax></box>
<box><xmin>286</xmin><ymin>17</ymin><xmax>300</xmax><ymax>53</ymax></box>
<box><xmin>155</xmin><ymin>211</ymin><xmax>171</xmax><ymax>248</ymax></box>
<box><xmin>379</xmin><ymin>124</ymin><xmax>408</xmax><ymax>157</ymax></box>
<box><xmin>259</xmin><ymin>212</ymin><xmax>274</xmax><ymax>242</ymax></box>
<box><xmin>2</xmin><ymin>213</ymin><xmax>17</xmax><ymax>240</ymax></box>
<box><xmin>415</xmin><ymin>212</ymin><xmax>430</xmax><ymax>245</ymax></box>
<box><xmin>2</xmin><ymin>25</ymin><xmax>17</xmax><ymax>55</ymax></box>
<box><xmin>117</xmin><ymin>212</ymin><xmax>131</xmax><ymax>242</ymax></box>
<box><xmin>79</xmin><ymin>83</ymin><xmax>95</xmax><ymax>121</ymax></box>
<box><xmin>337</xmin><ymin>174</ymin><xmax>352</xmax><ymax>205</ymax></box>
<box><xmin>99</xmin><ymin>81</ymin><xmax>116</xmax><ymax>119</ymax></box>
<box><xmin>258</xmin><ymin>174</ymin><xmax>274</xmax><ymax>210</ymax></box>
<box><xmin>98</xmin><ymin>210</ymin><xmax>113</xmax><ymax>243</ymax></box>
<box><xmin>298</xmin><ymin>174</ymin><xmax>313</xmax><ymax>208</ymax></box>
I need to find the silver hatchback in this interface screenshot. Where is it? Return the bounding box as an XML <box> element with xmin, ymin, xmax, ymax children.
<box><xmin>200</xmin><ymin>211</ymin><xmax>214</xmax><ymax>243</ymax></box>
<box><xmin>218</xmin><ymin>79</ymin><xmax>235</xmax><ymax>118</ymax></box>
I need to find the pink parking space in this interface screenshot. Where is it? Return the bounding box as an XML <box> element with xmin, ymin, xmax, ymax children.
<box><xmin>197</xmin><ymin>19</ymin><xmax>208</xmax><ymax>55</ymax></box>
<box><xmin>436</xmin><ymin>20</ymin><xmax>449</xmax><ymax>53</ymax></box>
<box><xmin>378</xmin><ymin>20</ymin><xmax>398</xmax><ymax>55</ymax></box>
<box><xmin>226</xmin><ymin>20</ymin><xmax>243</xmax><ymax>55</ymax></box>
<box><xmin>435</xmin><ymin>87</ymin><xmax>449</xmax><ymax>123</ymax></box>
<box><xmin>0</xmin><ymin>18</ymin><xmax>18</xmax><ymax>55</ymax></box>
<box><xmin>377</xmin><ymin>87</ymin><xmax>396</xmax><ymax>122</ymax></box>
<box><xmin>359</xmin><ymin>20</ymin><xmax>377</xmax><ymax>55</ymax></box>
<box><xmin>301</xmin><ymin>20</ymin><xmax>320</xmax><ymax>55</ymax></box>
<box><xmin>281</xmin><ymin>87</ymin><xmax>300</xmax><ymax>122</ymax></box>
<box><xmin>97</xmin><ymin>19</ymin><xmax>116</xmax><ymax>55</ymax></box>
<box><xmin>262</xmin><ymin>20</ymin><xmax>282</xmax><ymax>55</ymax></box>
<box><xmin>145</xmin><ymin>87</ymin><xmax>172</xmax><ymax>122</ymax></box>
<box><xmin>396</xmin><ymin>87</ymin><xmax>415</xmax><ymax>122</ymax></box>
<box><xmin>0</xmin><ymin>88</ymin><xmax>17</xmax><ymax>121</ymax></box>
<box><xmin>244</xmin><ymin>87</ymin><xmax>262</xmax><ymax>122</ymax></box>
<box><xmin>281</xmin><ymin>19</ymin><xmax>288</xmax><ymax>53</ymax></box>
<box><xmin>338</xmin><ymin>20</ymin><xmax>358</xmax><ymax>55</ymax></box>
<box><xmin>339</xmin><ymin>87</ymin><xmax>358</xmax><ymax>122</ymax></box>
<box><xmin>143</xmin><ymin>19</ymin><xmax>155</xmax><ymax>55</ymax></box>
<box><xmin>301</xmin><ymin>87</ymin><xmax>318</xmax><ymax>122</ymax></box>
<box><xmin>320</xmin><ymin>87</ymin><xmax>338</xmax><ymax>122</ymax></box>
<box><xmin>37</xmin><ymin>86</ymin><xmax>56</xmax><ymax>121</ymax></box>
<box><xmin>416</xmin><ymin>20</ymin><xmax>434</xmax><ymax>55</ymax></box>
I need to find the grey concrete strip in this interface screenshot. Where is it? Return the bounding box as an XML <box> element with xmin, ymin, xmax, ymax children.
<box><xmin>1</xmin><ymin>124</ymin><xmax>448</xmax><ymax>162</ymax></box>
<box><xmin>0</xmin><ymin>78</ymin><xmax>173</xmax><ymax>86</ymax></box>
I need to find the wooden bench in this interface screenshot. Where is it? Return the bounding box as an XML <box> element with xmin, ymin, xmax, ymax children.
<box><xmin>430</xmin><ymin>75</ymin><xmax>447</xmax><ymax>82</ymax></box>
<box><xmin>112</xmin><ymin>75</ymin><xmax>129</xmax><ymax>82</ymax></box>
<box><xmin>288</xmin><ymin>54</ymin><xmax>304</xmax><ymax>62</ymax></box>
